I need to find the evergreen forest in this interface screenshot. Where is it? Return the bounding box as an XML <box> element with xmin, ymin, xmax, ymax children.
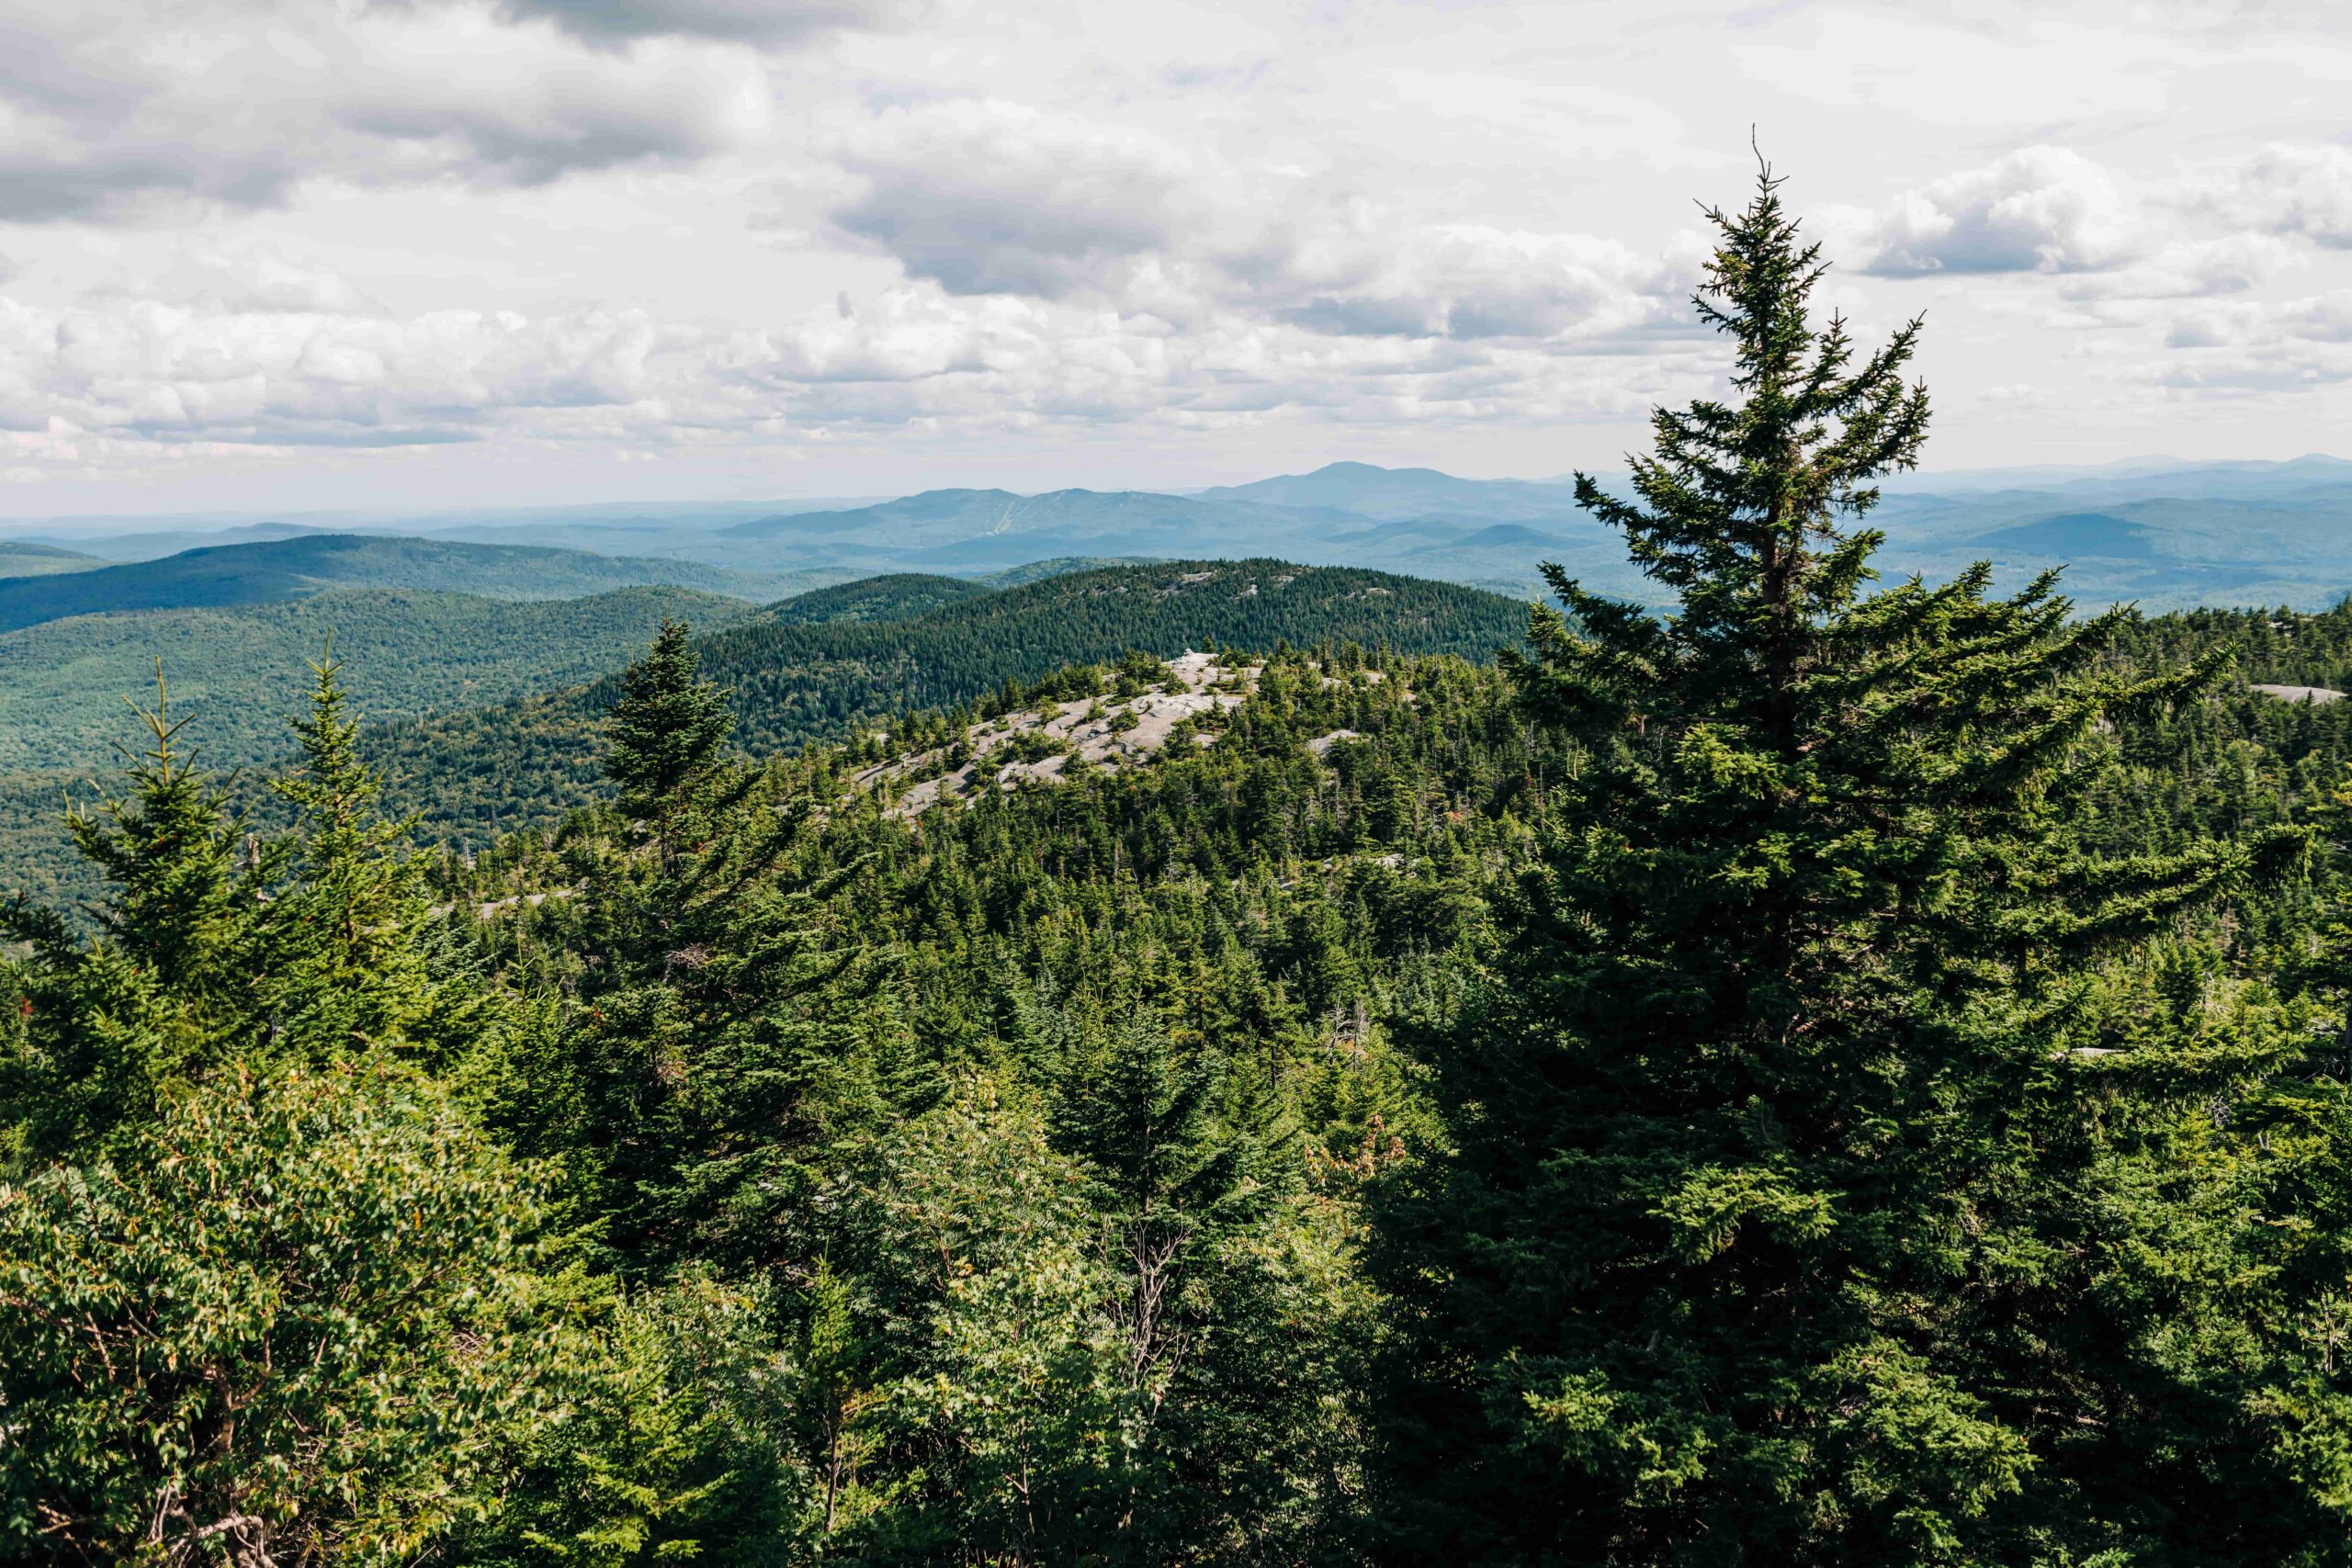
<box><xmin>17</xmin><ymin>171</ymin><xmax>2352</xmax><ymax>1567</ymax></box>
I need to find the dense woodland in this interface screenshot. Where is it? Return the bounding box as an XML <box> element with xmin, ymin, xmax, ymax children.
<box><xmin>15</xmin><ymin>175</ymin><xmax>2352</xmax><ymax>1566</ymax></box>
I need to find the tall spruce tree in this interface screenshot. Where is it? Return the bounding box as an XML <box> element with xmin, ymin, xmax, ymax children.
<box><xmin>1</xmin><ymin>673</ymin><xmax>254</xmax><ymax>1164</ymax></box>
<box><xmin>1375</xmin><ymin>164</ymin><xmax>2311</xmax><ymax>1564</ymax></box>
<box><xmin>259</xmin><ymin>646</ymin><xmax>492</xmax><ymax>1066</ymax></box>
<box><xmin>500</xmin><ymin>621</ymin><xmax>906</xmax><ymax>1273</ymax></box>
<box><xmin>605</xmin><ymin>618</ymin><xmax>733</xmax><ymax>829</ymax></box>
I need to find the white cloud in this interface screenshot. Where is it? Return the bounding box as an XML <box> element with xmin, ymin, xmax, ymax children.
<box><xmin>10</xmin><ymin>0</ymin><xmax>2352</xmax><ymax>500</ymax></box>
<box><xmin>827</xmin><ymin>102</ymin><xmax>1198</xmax><ymax>300</ymax></box>
<box><xmin>2058</xmin><ymin>235</ymin><xmax>2298</xmax><ymax>303</ymax></box>
<box><xmin>2194</xmin><ymin>143</ymin><xmax>2352</xmax><ymax>249</ymax></box>
<box><xmin>1863</xmin><ymin>147</ymin><xmax>2132</xmax><ymax>276</ymax></box>
<box><xmin>492</xmin><ymin>0</ymin><xmax>933</xmax><ymax>44</ymax></box>
<box><xmin>820</xmin><ymin>101</ymin><xmax>1692</xmax><ymax>351</ymax></box>
<box><xmin>0</xmin><ymin>0</ymin><xmax>775</xmax><ymax>221</ymax></box>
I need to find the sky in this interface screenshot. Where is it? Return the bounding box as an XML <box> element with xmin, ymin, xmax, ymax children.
<box><xmin>6</xmin><ymin>0</ymin><xmax>2352</xmax><ymax>515</ymax></box>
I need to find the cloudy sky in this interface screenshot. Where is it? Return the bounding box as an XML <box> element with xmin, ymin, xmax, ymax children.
<box><xmin>5</xmin><ymin>0</ymin><xmax>2351</xmax><ymax>515</ymax></box>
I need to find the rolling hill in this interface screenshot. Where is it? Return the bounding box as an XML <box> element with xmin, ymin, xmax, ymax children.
<box><xmin>0</xmin><ymin>542</ymin><xmax>106</xmax><ymax>580</ymax></box>
<box><xmin>0</xmin><ymin>559</ymin><xmax>1536</xmax><ymax>910</ymax></box>
<box><xmin>754</xmin><ymin>573</ymin><xmax>992</xmax><ymax>626</ymax></box>
<box><xmin>349</xmin><ymin>559</ymin><xmax>1533</xmax><ymax>841</ymax></box>
<box><xmin>0</xmin><ymin>533</ymin><xmax>809</xmax><ymax>635</ymax></box>
<box><xmin>23</xmin><ymin>452</ymin><xmax>2352</xmax><ymax>642</ymax></box>
<box><xmin>1968</xmin><ymin>513</ymin><xmax>2165</xmax><ymax>561</ymax></box>
<box><xmin>0</xmin><ymin>585</ymin><xmax>756</xmax><ymax>774</ymax></box>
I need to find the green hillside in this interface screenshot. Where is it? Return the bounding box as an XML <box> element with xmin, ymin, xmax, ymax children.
<box><xmin>0</xmin><ymin>558</ymin><xmax>1529</xmax><ymax>910</ymax></box>
<box><xmin>699</xmin><ymin>558</ymin><xmax>1521</xmax><ymax>748</ymax></box>
<box><xmin>0</xmin><ymin>542</ymin><xmax>106</xmax><ymax>580</ymax></box>
<box><xmin>0</xmin><ymin>533</ymin><xmax>816</xmax><ymax>635</ymax></box>
<box><xmin>0</xmin><ymin>584</ymin><xmax>756</xmax><ymax>775</ymax></box>
<box><xmin>754</xmin><ymin>572</ymin><xmax>990</xmax><ymax>626</ymax></box>
<box><xmin>346</xmin><ymin>559</ymin><xmax>1530</xmax><ymax>838</ymax></box>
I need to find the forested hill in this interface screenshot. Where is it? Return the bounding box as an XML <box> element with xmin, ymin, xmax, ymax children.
<box><xmin>753</xmin><ymin>572</ymin><xmax>991</xmax><ymax>626</ymax></box>
<box><xmin>0</xmin><ymin>542</ymin><xmax>104</xmax><ymax>580</ymax></box>
<box><xmin>686</xmin><ymin>558</ymin><xmax>1525</xmax><ymax>751</ymax></box>
<box><xmin>0</xmin><ymin>585</ymin><xmax>755</xmax><ymax>774</ymax></box>
<box><xmin>357</xmin><ymin>559</ymin><xmax>1530</xmax><ymax>840</ymax></box>
<box><xmin>0</xmin><ymin>533</ymin><xmax>798</xmax><ymax>634</ymax></box>
<box><xmin>30</xmin><ymin>174</ymin><xmax>2352</xmax><ymax>1568</ymax></box>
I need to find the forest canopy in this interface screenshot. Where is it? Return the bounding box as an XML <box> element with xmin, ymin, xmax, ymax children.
<box><xmin>8</xmin><ymin>167</ymin><xmax>2352</xmax><ymax>1567</ymax></box>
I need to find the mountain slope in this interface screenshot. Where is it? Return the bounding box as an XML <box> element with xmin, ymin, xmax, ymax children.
<box><xmin>1197</xmin><ymin>461</ymin><xmax>1585</xmax><ymax>521</ymax></box>
<box><xmin>1968</xmin><ymin>513</ymin><xmax>2166</xmax><ymax>561</ymax></box>
<box><xmin>754</xmin><ymin>573</ymin><xmax>992</xmax><ymax>626</ymax></box>
<box><xmin>358</xmin><ymin>559</ymin><xmax>1533</xmax><ymax>840</ymax></box>
<box><xmin>692</xmin><ymin>558</ymin><xmax>1527</xmax><ymax>752</ymax></box>
<box><xmin>0</xmin><ymin>534</ymin><xmax>796</xmax><ymax>635</ymax></box>
<box><xmin>0</xmin><ymin>542</ymin><xmax>106</xmax><ymax>580</ymax></box>
<box><xmin>0</xmin><ymin>585</ymin><xmax>757</xmax><ymax>773</ymax></box>
<box><xmin>720</xmin><ymin>487</ymin><xmax>1340</xmax><ymax>565</ymax></box>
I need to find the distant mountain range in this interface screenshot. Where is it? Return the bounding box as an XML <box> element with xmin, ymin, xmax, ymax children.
<box><xmin>1197</xmin><ymin>460</ymin><xmax>1586</xmax><ymax>521</ymax></box>
<box><xmin>9</xmin><ymin>455</ymin><xmax>2352</xmax><ymax>612</ymax></box>
<box><xmin>0</xmin><ymin>533</ymin><xmax>820</xmax><ymax>636</ymax></box>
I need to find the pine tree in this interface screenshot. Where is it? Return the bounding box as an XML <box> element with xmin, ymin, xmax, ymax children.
<box><xmin>62</xmin><ymin>667</ymin><xmax>249</xmax><ymax>995</ymax></box>
<box><xmin>1</xmin><ymin>671</ymin><xmax>254</xmax><ymax>1162</ymax></box>
<box><xmin>605</xmin><ymin>619</ymin><xmax>733</xmax><ymax>827</ymax></box>
<box><xmin>261</xmin><ymin>644</ymin><xmax>491</xmax><ymax>1065</ymax></box>
<box><xmin>1377</xmin><ymin>163</ymin><xmax>2310</xmax><ymax>1563</ymax></box>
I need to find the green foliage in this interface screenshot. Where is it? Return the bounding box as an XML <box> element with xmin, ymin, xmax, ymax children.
<box><xmin>754</xmin><ymin>572</ymin><xmax>990</xmax><ymax>626</ymax></box>
<box><xmin>603</xmin><ymin>618</ymin><xmax>735</xmax><ymax>816</ymax></box>
<box><xmin>344</xmin><ymin>558</ymin><xmax>1531</xmax><ymax>851</ymax></box>
<box><xmin>1374</xmin><ymin>164</ymin><xmax>2330</xmax><ymax>1566</ymax></box>
<box><xmin>454</xmin><ymin>1269</ymin><xmax>815</xmax><ymax>1567</ymax></box>
<box><xmin>0</xmin><ymin>1061</ymin><xmax>548</xmax><ymax>1566</ymax></box>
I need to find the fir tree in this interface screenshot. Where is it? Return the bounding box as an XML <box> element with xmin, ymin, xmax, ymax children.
<box><xmin>1</xmin><ymin>671</ymin><xmax>254</xmax><ymax>1162</ymax></box>
<box><xmin>260</xmin><ymin>644</ymin><xmax>492</xmax><ymax>1065</ymax></box>
<box><xmin>605</xmin><ymin>618</ymin><xmax>733</xmax><ymax>828</ymax></box>
<box><xmin>1377</xmin><ymin>163</ymin><xmax>2311</xmax><ymax>1564</ymax></box>
<box><xmin>62</xmin><ymin>668</ymin><xmax>248</xmax><ymax>996</ymax></box>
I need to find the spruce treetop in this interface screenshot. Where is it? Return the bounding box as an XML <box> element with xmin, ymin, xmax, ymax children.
<box><xmin>605</xmin><ymin>618</ymin><xmax>734</xmax><ymax>815</ymax></box>
<box><xmin>1527</xmin><ymin>161</ymin><xmax>1931</xmax><ymax>734</ymax></box>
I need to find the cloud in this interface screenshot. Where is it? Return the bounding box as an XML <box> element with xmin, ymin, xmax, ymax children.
<box><xmin>820</xmin><ymin>101</ymin><xmax>1691</xmax><ymax>350</ymax></box>
<box><xmin>827</xmin><ymin>102</ymin><xmax>1196</xmax><ymax>299</ymax></box>
<box><xmin>1862</xmin><ymin>147</ymin><xmax>2131</xmax><ymax>276</ymax></box>
<box><xmin>492</xmin><ymin>0</ymin><xmax>933</xmax><ymax>44</ymax></box>
<box><xmin>2058</xmin><ymin>235</ymin><xmax>2296</xmax><ymax>303</ymax></box>
<box><xmin>1249</xmin><ymin>221</ymin><xmax>1693</xmax><ymax>344</ymax></box>
<box><xmin>0</xmin><ymin>249</ymin><xmax>1717</xmax><ymax>480</ymax></box>
<box><xmin>0</xmin><ymin>286</ymin><xmax>685</xmax><ymax>452</ymax></box>
<box><xmin>2196</xmin><ymin>143</ymin><xmax>2352</xmax><ymax>249</ymax></box>
<box><xmin>0</xmin><ymin>0</ymin><xmax>773</xmax><ymax>221</ymax></box>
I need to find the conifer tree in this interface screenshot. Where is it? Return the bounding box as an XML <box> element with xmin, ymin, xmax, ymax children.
<box><xmin>260</xmin><ymin>645</ymin><xmax>490</xmax><ymax>1065</ymax></box>
<box><xmin>1</xmin><ymin>672</ymin><xmax>254</xmax><ymax>1161</ymax></box>
<box><xmin>1378</xmin><ymin>163</ymin><xmax>2310</xmax><ymax>1564</ymax></box>
<box><xmin>605</xmin><ymin>618</ymin><xmax>733</xmax><ymax>829</ymax></box>
<box><xmin>62</xmin><ymin>669</ymin><xmax>248</xmax><ymax>996</ymax></box>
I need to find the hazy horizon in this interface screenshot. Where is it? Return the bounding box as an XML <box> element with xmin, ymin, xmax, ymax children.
<box><xmin>16</xmin><ymin>450</ymin><xmax>2352</xmax><ymax>536</ymax></box>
